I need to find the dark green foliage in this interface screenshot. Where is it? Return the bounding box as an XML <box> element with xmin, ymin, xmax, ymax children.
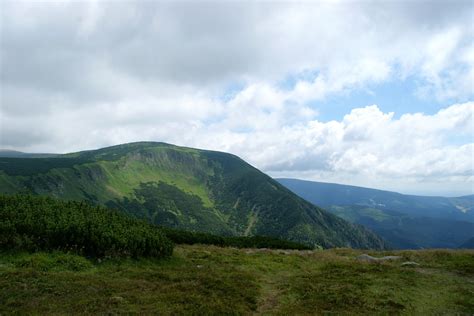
<box><xmin>0</xmin><ymin>157</ymin><xmax>92</xmax><ymax>176</ymax></box>
<box><xmin>0</xmin><ymin>194</ymin><xmax>173</xmax><ymax>258</ymax></box>
<box><xmin>160</xmin><ymin>227</ymin><xmax>312</xmax><ymax>250</ymax></box>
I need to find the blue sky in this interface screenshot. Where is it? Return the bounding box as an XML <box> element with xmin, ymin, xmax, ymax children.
<box><xmin>1</xmin><ymin>0</ymin><xmax>473</xmax><ymax>196</ymax></box>
<box><xmin>313</xmin><ymin>77</ymin><xmax>439</xmax><ymax>122</ymax></box>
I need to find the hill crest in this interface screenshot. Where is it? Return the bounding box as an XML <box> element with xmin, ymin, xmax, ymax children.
<box><xmin>0</xmin><ymin>142</ymin><xmax>387</xmax><ymax>249</ymax></box>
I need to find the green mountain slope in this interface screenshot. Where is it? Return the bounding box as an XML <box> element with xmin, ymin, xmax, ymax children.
<box><xmin>277</xmin><ymin>178</ymin><xmax>474</xmax><ymax>249</ymax></box>
<box><xmin>328</xmin><ymin>205</ymin><xmax>474</xmax><ymax>249</ymax></box>
<box><xmin>277</xmin><ymin>178</ymin><xmax>474</xmax><ymax>222</ymax></box>
<box><xmin>0</xmin><ymin>142</ymin><xmax>385</xmax><ymax>249</ymax></box>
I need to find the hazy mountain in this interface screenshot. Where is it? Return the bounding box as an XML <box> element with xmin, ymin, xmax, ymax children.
<box><xmin>277</xmin><ymin>178</ymin><xmax>474</xmax><ymax>249</ymax></box>
<box><xmin>458</xmin><ymin>237</ymin><xmax>474</xmax><ymax>249</ymax></box>
<box><xmin>0</xmin><ymin>149</ymin><xmax>58</xmax><ymax>158</ymax></box>
<box><xmin>0</xmin><ymin>142</ymin><xmax>386</xmax><ymax>249</ymax></box>
<box><xmin>328</xmin><ymin>205</ymin><xmax>474</xmax><ymax>249</ymax></box>
<box><xmin>277</xmin><ymin>178</ymin><xmax>474</xmax><ymax>223</ymax></box>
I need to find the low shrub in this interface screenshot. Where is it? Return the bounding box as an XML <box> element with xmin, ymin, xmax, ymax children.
<box><xmin>0</xmin><ymin>195</ymin><xmax>173</xmax><ymax>258</ymax></box>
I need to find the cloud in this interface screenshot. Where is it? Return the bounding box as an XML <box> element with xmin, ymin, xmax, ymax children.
<box><xmin>1</xmin><ymin>0</ymin><xmax>473</xmax><ymax>195</ymax></box>
<box><xmin>255</xmin><ymin>102</ymin><xmax>473</xmax><ymax>196</ymax></box>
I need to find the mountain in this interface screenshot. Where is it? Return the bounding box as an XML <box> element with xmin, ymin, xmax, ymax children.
<box><xmin>277</xmin><ymin>178</ymin><xmax>474</xmax><ymax>249</ymax></box>
<box><xmin>328</xmin><ymin>205</ymin><xmax>474</xmax><ymax>249</ymax></box>
<box><xmin>459</xmin><ymin>237</ymin><xmax>474</xmax><ymax>249</ymax></box>
<box><xmin>0</xmin><ymin>149</ymin><xmax>58</xmax><ymax>158</ymax></box>
<box><xmin>277</xmin><ymin>178</ymin><xmax>474</xmax><ymax>223</ymax></box>
<box><xmin>0</xmin><ymin>142</ymin><xmax>386</xmax><ymax>249</ymax></box>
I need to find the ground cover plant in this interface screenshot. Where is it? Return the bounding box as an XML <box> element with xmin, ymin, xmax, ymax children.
<box><xmin>0</xmin><ymin>246</ymin><xmax>472</xmax><ymax>314</ymax></box>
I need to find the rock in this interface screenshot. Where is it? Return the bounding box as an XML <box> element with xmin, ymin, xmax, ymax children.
<box><xmin>381</xmin><ymin>256</ymin><xmax>402</xmax><ymax>260</ymax></box>
<box><xmin>357</xmin><ymin>254</ymin><xmax>378</xmax><ymax>262</ymax></box>
<box><xmin>357</xmin><ymin>254</ymin><xmax>402</xmax><ymax>262</ymax></box>
<box><xmin>109</xmin><ymin>296</ymin><xmax>125</xmax><ymax>304</ymax></box>
<box><xmin>401</xmin><ymin>261</ymin><xmax>420</xmax><ymax>267</ymax></box>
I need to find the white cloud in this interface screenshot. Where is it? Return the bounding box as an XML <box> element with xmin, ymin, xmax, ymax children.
<box><xmin>1</xmin><ymin>0</ymin><xmax>473</xmax><ymax>195</ymax></box>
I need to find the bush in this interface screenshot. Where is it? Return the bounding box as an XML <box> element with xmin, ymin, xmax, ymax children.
<box><xmin>0</xmin><ymin>195</ymin><xmax>173</xmax><ymax>258</ymax></box>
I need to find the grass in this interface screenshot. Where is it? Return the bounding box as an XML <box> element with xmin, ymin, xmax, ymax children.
<box><xmin>1</xmin><ymin>246</ymin><xmax>473</xmax><ymax>315</ymax></box>
<box><xmin>99</xmin><ymin>157</ymin><xmax>214</xmax><ymax>207</ymax></box>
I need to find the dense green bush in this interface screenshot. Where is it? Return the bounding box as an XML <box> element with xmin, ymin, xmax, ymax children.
<box><xmin>0</xmin><ymin>195</ymin><xmax>173</xmax><ymax>258</ymax></box>
<box><xmin>160</xmin><ymin>227</ymin><xmax>312</xmax><ymax>250</ymax></box>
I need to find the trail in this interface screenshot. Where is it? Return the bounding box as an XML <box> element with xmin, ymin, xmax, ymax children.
<box><xmin>244</xmin><ymin>206</ymin><xmax>259</xmax><ymax>236</ymax></box>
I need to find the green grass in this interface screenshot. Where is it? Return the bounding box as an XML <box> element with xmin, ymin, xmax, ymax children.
<box><xmin>99</xmin><ymin>158</ymin><xmax>214</xmax><ymax>208</ymax></box>
<box><xmin>1</xmin><ymin>246</ymin><xmax>472</xmax><ymax>314</ymax></box>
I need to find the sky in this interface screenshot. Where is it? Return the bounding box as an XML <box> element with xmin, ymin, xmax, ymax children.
<box><xmin>0</xmin><ymin>0</ymin><xmax>473</xmax><ymax>196</ymax></box>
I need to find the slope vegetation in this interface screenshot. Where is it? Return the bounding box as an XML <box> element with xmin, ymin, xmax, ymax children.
<box><xmin>0</xmin><ymin>142</ymin><xmax>385</xmax><ymax>249</ymax></box>
<box><xmin>278</xmin><ymin>178</ymin><xmax>474</xmax><ymax>249</ymax></box>
<box><xmin>0</xmin><ymin>194</ymin><xmax>173</xmax><ymax>258</ymax></box>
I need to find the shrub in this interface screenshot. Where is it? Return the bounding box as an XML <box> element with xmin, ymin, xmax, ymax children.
<box><xmin>0</xmin><ymin>195</ymin><xmax>173</xmax><ymax>258</ymax></box>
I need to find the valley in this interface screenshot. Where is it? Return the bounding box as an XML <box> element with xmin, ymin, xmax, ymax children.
<box><xmin>278</xmin><ymin>178</ymin><xmax>474</xmax><ymax>249</ymax></box>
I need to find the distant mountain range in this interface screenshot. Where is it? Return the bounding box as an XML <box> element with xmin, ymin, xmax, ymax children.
<box><xmin>0</xmin><ymin>149</ymin><xmax>57</xmax><ymax>158</ymax></box>
<box><xmin>277</xmin><ymin>178</ymin><xmax>474</xmax><ymax>249</ymax></box>
<box><xmin>459</xmin><ymin>237</ymin><xmax>474</xmax><ymax>249</ymax></box>
<box><xmin>0</xmin><ymin>142</ymin><xmax>386</xmax><ymax>249</ymax></box>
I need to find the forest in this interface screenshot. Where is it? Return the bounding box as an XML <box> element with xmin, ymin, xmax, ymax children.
<box><xmin>0</xmin><ymin>194</ymin><xmax>311</xmax><ymax>259</ymax></box>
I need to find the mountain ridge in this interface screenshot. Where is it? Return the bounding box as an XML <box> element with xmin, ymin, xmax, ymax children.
<box><xmin>0</xmin><ymin>142</ymin><xmax>386</xmax><ymax>249</ymax></box>
<box><xmin>276</xmin><ymin>178</ymin><xmax>472</xmax><ymax>200</ymax></box>
<box><xmin>276</xmin><ymin>178</ymin><xmax>474</xmax><ymax>221</ymax></box>
<box><xmin>277</xmin><ymin>178</ymin><xmax>474</xmax><ymax>249</ymax></box>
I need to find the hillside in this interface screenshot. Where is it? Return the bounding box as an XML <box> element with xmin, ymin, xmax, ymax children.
<box><xmin>277</xmin><ymin>178</ymin><xmax>474</xmax><ymax>222</ymax></box>
<box><xmin>328</xmin><ymin>205</ymin><xmax>474</xmax><ymax>249</ymax></box>
<box><xmin>459</xmin><ymin>237</ymin><xmax>474</xmax><ymax>249</ymax></box>
<box><xmin>1</xmin><ymin>245</ymin><xmax>473</xmax><ymax>314</ymax></box>
<box><xmin>277</xmin><ymin>178</ymin><xmax>474</xmax><ymax>249</ymax></box>
<box><xmin>0</xmin><ymin>142</ymin><xmax>386</xmax><ymax>249</ymax></box>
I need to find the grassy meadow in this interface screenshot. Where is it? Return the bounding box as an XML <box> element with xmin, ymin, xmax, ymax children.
<box><xmin>1</xmin><ymin>245</ymin><xmax>473</xmax><ymax>315</ymax></box>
